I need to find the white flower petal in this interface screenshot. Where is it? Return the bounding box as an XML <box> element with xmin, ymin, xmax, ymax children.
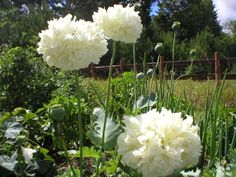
<box><xmin>93</xmin><ymin>4</ymin><xmax>143</xmax><ymax>43</ymax></box>
<box><xmin>117</xmin><ymin>108</ymin><xmax>202</xmax><ymax>177</ymax></box>
<box><xmin>37</xmin><ymin>14</ymin><xmax>108</xmax><ymax>71</ymax></box>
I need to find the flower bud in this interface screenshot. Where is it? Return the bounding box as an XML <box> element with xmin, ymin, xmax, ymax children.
<box><xmin>147</xmin><ymin>68</ymin><xmax>154</xmax><ymax>77</ymax></box>
<box><xmin>49</xmin><ymin>104</ymin><xmax>65</xmax><ymax>121</ymax></box>
<box><xmin>172</xmin><ymin>22</ymin><xmax>181</xmax><ymax>31</ymax></box>
<box><xmin>190</xmin><ymin>49</ymin><xmax>197</xmax><ymax>57</ymax></box>
<box><xmin>136</xmin><ymin>72</ymin><xmax>144</xmax><ymax>80</ymax></box>
<box><xmin>154</xmin><ymin>43</ymin><xmax>164</xmax><ymax>54</ymax></box>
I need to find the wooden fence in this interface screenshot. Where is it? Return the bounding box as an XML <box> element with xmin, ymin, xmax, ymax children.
<box><xmin>80</xmin><ymin>52</ymin><xmax>236</xmax><ymax>82</ymax></box>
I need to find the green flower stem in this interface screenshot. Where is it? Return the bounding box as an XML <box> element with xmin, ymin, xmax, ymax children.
<box><xmin>17</xmin><ymin>146</ymin><xmax>25</xmax><ymax>177</ymax></box>
<box><xmin>133</xmin><ymin>43</ymin><xmax>136</xmax><ymax>73</ymax></box>
<box><xmin>168</xmin><ymin>31</ymin><xmax>176</xmax><ymax>107</ymax></box>
<box><xmin>102</xmin><ymin>40</ymin><xmax>116</xmax><ymax>148</ymax></box>
<box><xmin>149</xmin><ymin>55</ymin><xmax>160</xmax><ymax>93</ymax></box>
<box><xmin>171</xmin><ymin>31</ymin><xmax>176</xmax><ymax>78</ymax></box>
<box><xmin>95</xmin><ymin>40</ymin><xmax>117</xmax><ymax>176</ymax></box>
<box><xmin>133</xmin><ymin>43</ymin><xmax>137</xmax><ymax>110</ymax></box>
<box><xmin>60</xmin><ymin>138</ymin><xmax>78</xmax><ymax>177</ymax></box>
<box><xmin>75</xmin><ymin>71</ymin><xmax>83</xmax><ymax>177</ymax></box>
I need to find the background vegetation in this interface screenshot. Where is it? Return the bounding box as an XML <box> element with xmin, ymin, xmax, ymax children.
<box><xmin>0</xmin><ymin>0</ymin><xmax>236</xmax><ymax>176</ymax></box>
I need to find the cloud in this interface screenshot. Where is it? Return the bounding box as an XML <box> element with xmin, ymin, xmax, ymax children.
<box><xmin>213</xmin><ymin>0</ymin><xmax>236</xmax><ymax>24</ymax></box>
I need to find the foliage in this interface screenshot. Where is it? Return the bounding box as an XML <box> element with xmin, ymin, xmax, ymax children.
<box><xmin>87</xmin><ymin>108</ymin><xmax>122</xmax><ymax>150</ymax></box>
<box><xmin>0</xmin><ymin>1</ymin><xmax>236</xmax><ymax>177</ymax></box>
<box><xmin>0</xmin><ymin>46</ymin><xmax>57</xmax><ymax>111</ymax></box>
<box><xmin>109</xmin><ymin>72</ymin><xmax>139</xmax><ymax>116</ymax></box>
<box><xmin>0</xmin><ymin>107</ymin><xmax>56</xmax><ymax>177</ymax></box>
<box><xmin>0</xmin><ymin>4</ymin><xmax>53</xmax><ymax>47</ymax></box>
<box><xmin>153</xmin><ymin>0</ymin><xmax>221</xmax><ymax>40</ymax></box>
<box><xmin>52</xmin><ymin>73</ymin><xmax>105</xmax><ymax>109</ymax></box>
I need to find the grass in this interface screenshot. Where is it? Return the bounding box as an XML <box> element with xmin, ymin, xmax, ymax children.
<box><xmin>87</xmin><ymin>78</ymin><xmax>236</xmax><ymax>111</ymax></box>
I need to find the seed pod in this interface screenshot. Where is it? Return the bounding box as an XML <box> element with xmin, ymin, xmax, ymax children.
<box><xmin>154</xmin><ymin>43</ymin><xmax>164</xmax><ymax>54</ymax></box>
<box><xmin>172</xmin><ymin>22</ymin><xmax>181</xmax><ymax>31</ymax></box>
<box><xmin>49</xmin><ymin>104</ymin><xmax>65</xmax><ymax>121</ymax></box>
<box><xmin>190</xmin><ymin>49</ymin><xmax>197</xmax><ymax>57</ymax></box>
<box><xmin>136</xmin><ymin>72</ymin><xmax>144</xmax><ymax>80</ymax></box>
<box><xmin>147</xmin><ymin>68</ymin><xmax>154</xmax><ymax>77</ymax></box>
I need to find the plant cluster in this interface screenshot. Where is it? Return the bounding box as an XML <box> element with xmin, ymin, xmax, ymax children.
<box><xmin>0</xmin><ymin>3</ymin><xmax>235</xmax><ymax>177</ymax></box>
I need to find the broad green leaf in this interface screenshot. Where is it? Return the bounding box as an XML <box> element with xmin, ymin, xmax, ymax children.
<box><xmin>100</xmin><ymin>155</ymin><xmax>119</xmax><ymax>175</ymax></box>
<box><xmin>226</xmin><ymin>149</ymin><xmax>236</xmax><ymax>177</ymax></box>
<box><xmin>39</xmin><ymin>147</ymin><xmax>55</xmax><ymax>162</ymax></box>
<box><xmin>0</xmin><ymin>152</ymin><xmax>18</xmax><ymax>172</ymax></box>
<box><xmin>87</xmin><ymin>108</ymin><xmax>122</xmax><ymax>150</ymax></box>
<box><xmin>0</xmin><ymin>112</ymin><xmax>11</xmax><ymax>124</ymax></box>
<box><xmin>24</xmin><ymin>112</ymin><xmax>37</xmax><ymax>121</ymax></box>
<box><xmin>26</xmin><ymin>160</ymin><xmax>55</xmax><ymax>177</ymax></box>
<box><xmin>3</xmin><ymin>119</ymin><xmax>23</xmax><ymax>139</ymax></box>
<box><xmin>136</xmin><ymin>93</ymin><xmax>157</xmax><ymax>109</ymax></box>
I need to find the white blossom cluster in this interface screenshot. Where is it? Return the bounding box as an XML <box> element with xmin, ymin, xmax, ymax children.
<box><xmin>93</xmin><ymin>5</ymin><xmax>143</xmax><ymax>43</ymax></box>
<box><xmin>117</xmin><ymin>108</ymin><xmax>202</xmax><ymax>177</ymax></box>
<box><xmin>37</xmin><ymin>14</ymin><xmax>108</xmax><ymax>71</ymax></box>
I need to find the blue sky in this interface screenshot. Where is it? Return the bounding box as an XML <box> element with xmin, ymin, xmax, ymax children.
<box><xmin>213</xmin><ymin>0</ymin><xmax>236</xmax><ymax>25</ymax></box>
<box><xmin>150</xmin><ymin>0</ymin><xmax>236</xmax><ymax>25</ymax></box>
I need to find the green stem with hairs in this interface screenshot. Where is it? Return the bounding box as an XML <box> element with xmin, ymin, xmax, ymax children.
<box><xmin>75</xmin><ymin>71</ymin><xmax>83</xmax><ymax>177</ymax></box>
<box><xmin>60</xmin><ymin>138</ymin><xmax>78</xmax><ymax>177</ymax></box>
<box><xmin>95</xmin><ymin>40</ymin><xmax>117</xmax><ymax>176</ymax></box>
<box><xmin>133</xmin><ymin>43</ymin><xmax>137</xmax><ymax>110</ymax></box>
<box><xmin>171</xmin><ymin>31</ymin><xmax>176</xmax><ymax>78</ymax></box>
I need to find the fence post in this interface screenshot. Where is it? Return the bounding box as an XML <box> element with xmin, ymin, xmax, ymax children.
<box><xmin>90</xmin><ymin>62</ymin><xmax>96</xmax><ymax>78</ymax></box>
<box><xmin>120</xmin><ymin>58</ymin><xmax>124</xmax><ymax>74</ymax></box>
<box><xmin>159</xmin><ymin>56</ymin><xmax>164</xmax><ymax>80</ymax></box>
<box><xmin>215</xmin><ymin>52</ymin><xmax>221</xmax><ymax>83</ymax></box>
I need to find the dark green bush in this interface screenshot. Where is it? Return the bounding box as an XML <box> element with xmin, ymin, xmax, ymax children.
<box><xmin>0</xmin><ymin>46</ymin><xmax>57</xmax><ymax>111</ymax></box>
<box><xmin>0</xmin><ymin>5</ymin><xmax>53</xmax><ymax>47</ymax></box>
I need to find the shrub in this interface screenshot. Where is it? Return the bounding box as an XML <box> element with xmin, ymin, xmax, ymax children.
<box><xmin>0</xmin><ymin>46</ymin><xmax>57</xmax><ymax>111</ymax></box>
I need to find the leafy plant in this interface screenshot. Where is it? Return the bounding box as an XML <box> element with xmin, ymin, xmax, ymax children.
<box><xmin>0</xmin><ymin>46</ymin><xmax>58</xmax><ymax>111</ymax></box>
<box><xmin>87</xmin><ymin>108</ymin><xmax>122</xmax><ymax>150</ymax></box>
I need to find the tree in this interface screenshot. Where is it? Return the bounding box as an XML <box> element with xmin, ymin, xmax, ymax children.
<box><xmin>152</xmin><ymin>0</ymin><xmax>221</xmax><ymax>40</ymax></box>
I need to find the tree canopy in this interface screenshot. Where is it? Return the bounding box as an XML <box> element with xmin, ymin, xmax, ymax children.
<box><xmin>152</xmin><ymin>0</ymin><xmax>221</xmax><ymax>40</ymax></box>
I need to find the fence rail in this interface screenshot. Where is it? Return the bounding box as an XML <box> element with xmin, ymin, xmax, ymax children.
<box><xmin>80</xmin><ymin>52</ymin><xmax>236</xmax><ymax>82</ymax></box>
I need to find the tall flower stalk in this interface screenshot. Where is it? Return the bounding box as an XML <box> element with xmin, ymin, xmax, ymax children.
<box><xmin>171</xmin><ymin>22</ymin><xmax>180</xmax><ymax>79</ymax></box>
<box><xmin>75</xmin><ymin>72</ymin><xmax>83</xmax><ymax>177</ymax></box>
<box><xmin>133</xmin><ymin>43</ymin><xmax>137</xmax><ymax>110</ymax></box>
<box><xmin>95</xmin><ymin>41</ymin><xmax>117</xmax><ymax>176</ymax></box>
<box><xmin>167</xmin><ymin>22</ymin><xmax>180</xmax><ymax>107</ymax></box>
<box><xmin>101</xmin><ymin>40</ymin><xmax>117</xmax><ymax>149</ymax></box>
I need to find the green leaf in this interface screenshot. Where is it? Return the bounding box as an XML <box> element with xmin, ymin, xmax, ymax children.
<box><xmin>136</xmin><ymin>93</ymin><xmax>157</xmax><ymax>109</ymax></box>
<box><xmin>24</xmin><ymin>112</ymin><xmax>37</xmax><ymax>121</ymax></box>
<box><xmin>226</xmin><ymin>149</ymin><xmax>236</xmax><ymax>177</ymax></box>
<box><xmin>100</xmin><ymin>155</ymin><xmax>119</xmax><ymax>175</ymax></box>
<box><xmin>0</xmin><ymin>152</ymin><xmax>18</xmax><ymax>172</ymax></box>
<box><xmin>68</xmin><ymin>146</ymin><xmax>100</xmax><ymax>159</ymax></box>
<box><xmin>12</xmin><ymin>107</ymin><xmax>26</xmax><ymax>116</ymax></box>
<box><xmin>39</xmin><ymin>147</ymin><xmax>55</xmax><ymax>163</ymax></box>
<box><xmin>3</xmin><ymin>119</ymin><xmax>23</xmax><ymax>139</ymax></box>
<box><xmin>56</xmin><ymin>168</ymin><xmax>80</xmax><ymax>177</ymax></box>
<box><xmin>26</xmin><ymin>160</ymin><xmax>55</xmax><ymax>177</ymax></box>
<box><xmin>0</xmin><ymin>112</ymin><xmax>11</xmax><ymax>124</ymax></box>
<box><xmin>87</xmin><ymin>108</ymin><xmax>122</xmax><ymax>150</ymax></box>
